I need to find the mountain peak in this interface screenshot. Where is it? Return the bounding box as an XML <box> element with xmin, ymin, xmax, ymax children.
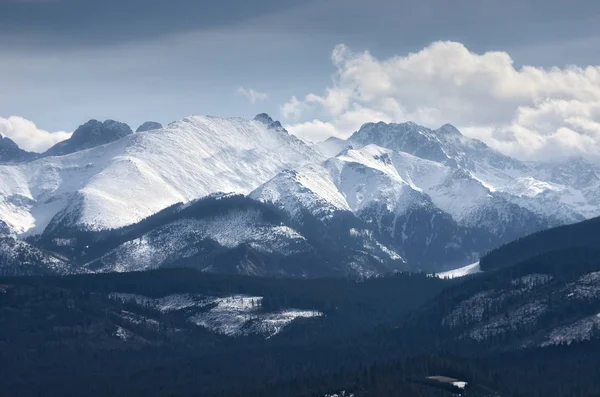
<box><xmin>436</xmin><ymin>123</ymin><xmax>462</xmax><ymax>136</ymax></box>
<box><xmin>254</xmin><ymin>113</ymin><xmax>273</xmax><ymax>123</ymax></box>
<box><xmin>136</xmin><ymin>121</ymin><xmax>163</xmax><ymax>133</ymax></box>
<box><xmin>0</xmin><ymin>134</ymin><xmax>37</xmax><ymax>163</ymax></box>
<box><xmin>254</xmin><ymin>113</ymin><xmax>283</xmax><ymax>129</ymax></box>
<box><xmin>0</xmin><ymin>134</ymin><xmax>18</xmax><ymax>150</ymax></box>
<box><xmin>349</xmin><ymin>121</ymin><xmax>449</xmax><ymax>163</ymax></box>
<box><xmin>70</xmin><ymin>119</ymin><xmax>132</xmax><ymax>141</ymax></box>
<box><xmin>43</xmin><ymin>119</ymin><xmax>132</xmax><ymax>157</ymax></box>
<box><xmin>356</xmin><ymin>121</ymin><xmax>424</xmax><ymax>134</ymax></box>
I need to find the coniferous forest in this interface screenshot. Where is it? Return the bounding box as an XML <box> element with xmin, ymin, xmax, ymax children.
<box><xmin>3</xmin><ymin>242</ymin><xmax>600</xmax><ymax>397</ymax></box>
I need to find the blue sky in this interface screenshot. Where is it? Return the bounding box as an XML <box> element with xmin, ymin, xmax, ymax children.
<box><xmin>2</xmin><ymin>0</ymin><xmax>600</xmax><ymax>159</ymax></box>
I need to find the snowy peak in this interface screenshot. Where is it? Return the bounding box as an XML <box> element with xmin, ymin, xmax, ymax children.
<box><xmin>0</xmin><ymin>114</ymin><xmax>321</xmax><ymax>236</ymax></box>
<box><xmin>435</xmin><ymin>123</ymin><xmax>462</xmax><ymax>137</ymax></box>
<box><xmin>136</xmin><ymin>121</ymin><xmax>163</xmax><ymax>133</ymax></box>
<box><xmin>349</xmin><ymin>121</ymin><xmax>449</xmax><ymax>163</ymax></box>
<box><xmin>335</xmin><ymin>145</ymin><xmax>403</xmax><ymax>180</ymax></box>
<box><xmin>349</xmin><ymin>120</ymin><xmax>530</xmax><ymax>187</ymax></box>
<box><xmin>250</xmin><ymin>165</ymin><xmax>350</xmax><ymax>221</ymax></box>
<box><xmin>43</xmin><ymin>119</ymin><xmax>133</xmax><ymax>157</ymax></box>
<box><xmin>255</xmin><ymin>144</ymin><xmax>438</xmax><ymax>224</ymax></box>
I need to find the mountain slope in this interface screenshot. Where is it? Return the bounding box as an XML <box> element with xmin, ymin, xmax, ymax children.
<box><xmin>349</xmin><ymin>121</ymin><xmax>529</xmax><ymax>183</ymax></box>
<box><xmin>0</xmin><ymin>114</ymin><xmax>322</xmax><ymax>236</ymax></box>
<box><xmin>3</xmin><ymin>257</ymin><xmax>600</xmax><ymax>397</ymax></box>
<box><xmin>83</xmin><ymin>195</ymin><xmax>324</xmax><ymax>277</ymax></box>
<box><xmin>348</xmin><ymin>121</ymin><xmax>599</xmax><ymax>225</ymax></box>
<box><xmin>253</xmin><ymin>144</ymin><xmax>554</xmax><ymax>270</ymax></box>
<box><xmin>0</xmin><ymin>234</ymin><xmax>71</xmax><ymax>276</ymax></box>
<box><xmin>4</xmin><ymin>116</ymin><xmax>600</xmax><ymax>275</ymax></box>
<box><xmin>0</xmin><ymin>269</ymin><xmax>454</xmax><ymax>397</ymax></box>
<box><xmin>36</xmin><ymin>194</ymin><xmax>403</xmax><ymax>277</ymax></box>
<box><xmin>251</xmin><ymin>146</ymin><xmax>473</xmax><ymax>270</ymax></box>
<box><xmin>411</xmin><ymin>247</ymin><xmax>600</xmax><ymax>351</ymax></box>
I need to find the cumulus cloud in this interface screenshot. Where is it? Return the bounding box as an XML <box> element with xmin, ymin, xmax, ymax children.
<box><xmin>0</xmin><ymin>116</ymin><xmax>71</xmax><ymax>152</ymax></box>
<box><xmin>281</xmin><ymin>41</ymin><xmax>600</xmax><ymax>161</ymax></box>
<box><xmin>236</xmin><ymin>86</ymin><xmax>268</xmax><ymax>104</ymax></box>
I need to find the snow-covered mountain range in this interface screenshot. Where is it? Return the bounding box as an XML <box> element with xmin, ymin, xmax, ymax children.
<box><xmin>2</xmin><ymin>113</ymin><xmax>600</xmax><ymax>276</ymax></box>
<box><xmin>0</xmin><ymin>114</ymin><xmax>320</xmax><ymax>236</ymax></box>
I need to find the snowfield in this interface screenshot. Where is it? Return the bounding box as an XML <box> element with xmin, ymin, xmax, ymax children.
<box><xmin>437</xmin><ymin>262</ymin><xmax>481</xmax><ymax>279</ymax></box>
<box><xmin>189</xmin><ymin>295</ymin><xmax>322</xmax><ymax>338</ymax></box>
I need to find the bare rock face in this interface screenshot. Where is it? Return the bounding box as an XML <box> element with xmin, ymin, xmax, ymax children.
<box><xmin>0</xmin><ymin>134</ymin><xmax>36</xmax><ymax>163</ymax></box>
<box><xmin>136</xmin><ymin>121</ymin><xmax>163</xmax><ymax>133</ymax></box>
<box><xmin>44</xmin><ymin>119</ymin><xmax>132</xmax><ymax>157</ymax></box>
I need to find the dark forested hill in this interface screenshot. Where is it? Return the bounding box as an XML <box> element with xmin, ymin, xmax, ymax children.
<box><xmin>0</xmin><ymin>269</ymin><xmax>450</xmax><ymax>397</ymax></box>
<box><xmin>480</xmin><ymin>216</ymin><xmax>600</xmax><ymax>271</ymax></box>
<box><xmin>3</xmin><ymin>254</ymin><xmax>600</xmax><ymax>397</ymax></box>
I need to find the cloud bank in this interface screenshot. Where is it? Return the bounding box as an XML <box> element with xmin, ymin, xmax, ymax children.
<box><xmin>281</xmin><ymin>41</ymin><xmax>600</xmax><ymax>161</ymax></box>
<box><xmin>0</xmin><ymin>116</ymin><xmax>71</xmax><ymax>152</ymax></box>
<box><xmin>237</xmin><ymin>86</ymin><xmax>268</xmax><ymax>104</ymax></box>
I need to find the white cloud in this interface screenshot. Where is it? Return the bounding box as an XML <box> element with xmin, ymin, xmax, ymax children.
<box><xmin>0</xmin><ymin>116</ymin><xmax>71</xmax><ymax>152</ymax></box>
<box><xmin>281</xmin><ymin>41</ymin><xmax>600</xmax><ymax>161</ymax></box>
<box><xmin>286</xmin><ymin>120</ymin><xmax>339</xmax><ymax>143</ymax></box>
<box><xmin>280</xmin><ymin>96</ymin><xmax>307</xmax><ymax>120</ymax></box>
<box><xmin>236</xmin><ymin>86</ymin><xmax>268</xmax><ymax>104</ymax></box>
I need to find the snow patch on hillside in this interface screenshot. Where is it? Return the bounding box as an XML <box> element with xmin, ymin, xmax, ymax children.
<box><xmin>189</xmin><ymin>295</ymin><xmax>322</xmax><ymax>338</ymax></box>
<box><xmin>437</xmin><ymin>262</ymin><xmax>481</xmax><ymax>279</ymax></box>
<box><xmin>565</xmin><ymin>272</ymin><xmax>600</xmax><ymax>300</ymax></box>
<box><xmin>541</xmin><ymin>313</ymin><xmax>600</xmax><ymax>347</ymax></box>
<box><xmin>110</xmin><ymin>293</ymin><xmax>323</xmax><ymax>338</ymax></box>
<box><xmin>110</xmin><ymin>293</ymin><xmax>215</xmax><ymax>313</ymax></box>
